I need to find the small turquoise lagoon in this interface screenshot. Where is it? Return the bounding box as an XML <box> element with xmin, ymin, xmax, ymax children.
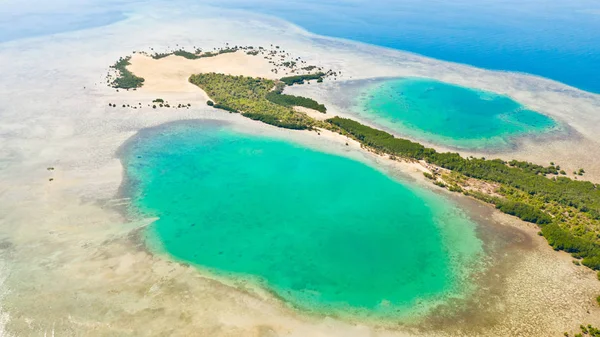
<box><xmin>354</xmin><ymin>78</ymin><xmax>558</xmax><ymax>149</ymax></box>
<box><xmin>124</xmin><ymin>122</ymin><xmax>483</xmax><ymax>319</ymax></box>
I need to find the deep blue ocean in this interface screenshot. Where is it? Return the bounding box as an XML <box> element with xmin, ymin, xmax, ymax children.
<box><xmin>212</xmin><ymin>0</ymin><xmax>600</xmax><ymax>93</ymax></box>
<box><xmin>2</xmin><ymin>0</ymin><xmax>598</xmax><ymax>93</ymax></box>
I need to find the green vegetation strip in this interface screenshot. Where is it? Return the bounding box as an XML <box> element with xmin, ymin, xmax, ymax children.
<box><xmin>265</xmin><ymin>92</ymin><xmax>326</xmax><ymax>113</ymax></box>
<box><xmin>187</xmin><ymin>73</ymin><xmax>600</xmax><ymax>270</ymax></box>
<box><xmin>152</xmin><ymin>47</ymin><xmax>239</xmax><ymax>60</ymax></box>
<box><xmin>327</xmin><ymin>116</ymin><xmax>600</xmax><ymax>270</ymax></box>
<box><xmin>111</xmin><ymin>61</ymin><xmax>599</xmax><ymax>327</ymax></box>
<box><xmin>189</xmin><ymin>73</ymin><xmax>323</xmax><ymax>130</ymax></box>
<box><xmin>280</xmin><ymin>72</ymin><xmax>325</xmax><ymax>85</ymax></box>
<box><xmin>567</xmin><ymin>324</ymin><xmax>600</xmax><ymax>337</ymax></box>
<box><xmin>110</xmin><ymin>57</ymin><xmax>144</xmax><ymax>89</ymax></box>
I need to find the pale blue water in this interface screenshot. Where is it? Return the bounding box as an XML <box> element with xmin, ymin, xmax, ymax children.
<box><xmin>211</xmin><ymin>0</ymin><xmax>600</xmax><ymax>93</ymax></box>
<box><xmin>124</xmin><ymin>122</ymin><xmax>483</xmax><ymax>319</ymax></box>
<box><xmin>354</xmin><ymin>78</ymin><xmax>558</xmax><ymax>149</ymax></box>
<box><xmin>0</xmin><ymin>10</ymin><xmax>126</xmax><ymax>43</ymax></box>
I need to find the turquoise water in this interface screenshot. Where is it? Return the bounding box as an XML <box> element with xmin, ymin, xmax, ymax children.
<box><xmin>356</xmin><ymin>78</ymin><xmax>558</xmax><ymax>149</ymax></box>
<box><xmin>125</xmin><ymin>122</ymin><xmax>483</xmax><ymax>319</ymax></box>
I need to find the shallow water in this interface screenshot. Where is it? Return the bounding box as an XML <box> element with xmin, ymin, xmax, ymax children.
<box><xmin>124</xmin><ymin>122</ymin><xmax>483</xmax><ymax>319</ymax></box>
<box><xmin>354</xmin><ymin>78</ymin><xmax>558</xmax><ymax>149</ymax></box>
<box><xmin>0</xmin><ymin>10</ymin><xmax>126</xmax><ymax>43</ymax></box>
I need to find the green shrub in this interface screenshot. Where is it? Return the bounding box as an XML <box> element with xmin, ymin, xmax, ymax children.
<box><xmin>542</xmin><ymin>223</ymin><xmax>600</xmax><ymax>270</ymax></box>
<box><xmin>110</xmin><ymin>57</ymin><xmax>144</xmax><ymax>89</ymax></box>
<box><xmin>151</xmin><ymin>52</ymin><xmax>171</xmax><ymax>59</ymax></box>
<box><xmin>265</xmin><ymin>92</ymin><xmax>326</xmax><ymax>112</ymax></box>
<box><xmin>423</xmin><ymin>172</ymin><xmax>435</xmax><ymax>180</ymax></box>
<box><xmin>494</xmin><ymin>200</ymin><xmax>552</xmax><ymax>224</ymax></box>
<box><xmin>280</xmin><ymin>72</ymin><xmax>325</xmax><ymax>85</ymax></box>
<box><xmin>173</xmin><ymin>49</ymin><xmax>201</xmax><ymax>59</ymax></box>
<box><xmin>189</xmin><ymin>73</ymin><xmax>315</xmax><ymax>130</ymax></box>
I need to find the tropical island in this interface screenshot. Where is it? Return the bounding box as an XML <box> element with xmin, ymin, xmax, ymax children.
<box><xmin>103</xmin><ymin>45</ymin><xmax>600</xmax><ymax>335</ymax></box>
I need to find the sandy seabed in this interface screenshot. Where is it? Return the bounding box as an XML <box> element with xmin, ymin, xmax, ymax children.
<box><xmin>1</xmin><ymin>5</ymin><xmax>600</xmax><ymax>336</ymax></box>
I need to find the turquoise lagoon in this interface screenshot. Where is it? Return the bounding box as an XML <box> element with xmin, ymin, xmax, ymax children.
<box><xmin>125</xmin><ymin>122</ymin><xmax>483</xmax><ymax>319</ymax></box>
<box><xmin>355</xmin><ymin>78</ymin><xmax>558</xmax><ymax>149</ymax></box>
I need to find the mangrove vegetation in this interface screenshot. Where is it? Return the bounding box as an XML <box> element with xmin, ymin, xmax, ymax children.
<box><xmin>186</xmin><ymin>73</ymin><xmax>600</xmax><ymax>270</ymax></box>
<box><xmin>110</xmin><ymin>56</ymin><xmax>145</xmax><ymax>89</ymax></box>
<box><xmin>189</xmin><ymin>73</ymin><xmax>323</xmax><ymax>130</ymax></box>
<box><xmin>280</xmin><ymin>72</ymin><xmax>326</xmax><ymax>85</ymax></box>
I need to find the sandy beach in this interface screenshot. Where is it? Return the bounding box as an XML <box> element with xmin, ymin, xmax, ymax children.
<box><xmin>1</xmin><ymin>6</ymin><xmax>600</xmax><ymax>336</ymax></box>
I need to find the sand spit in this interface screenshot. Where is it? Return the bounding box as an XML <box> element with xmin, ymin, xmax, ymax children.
<box><xmin>0</xmin><ymin>6</ymin><xmax>599</xmax><ymax>336</ymax></box>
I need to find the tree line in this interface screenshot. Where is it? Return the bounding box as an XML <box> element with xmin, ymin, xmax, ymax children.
<box><xmin>280</xmin><ymin>72</ymin><xmax>325</xmax><ymax>85</ymax></box>
<box><xmin>189</xmin><ymin>73</ymin><xmax>318</xmax><ymax>130</ymax></box>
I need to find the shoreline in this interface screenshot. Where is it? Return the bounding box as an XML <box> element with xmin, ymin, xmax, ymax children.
<box><xmin>0</xmin><ymin>8</ymin><xmax>599</xmax><ymax>336</ymax></box>
<box><xmin>285</xmin><ymin>78</ymin><xmax>600</xmax><ymax>182</ymax></box>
